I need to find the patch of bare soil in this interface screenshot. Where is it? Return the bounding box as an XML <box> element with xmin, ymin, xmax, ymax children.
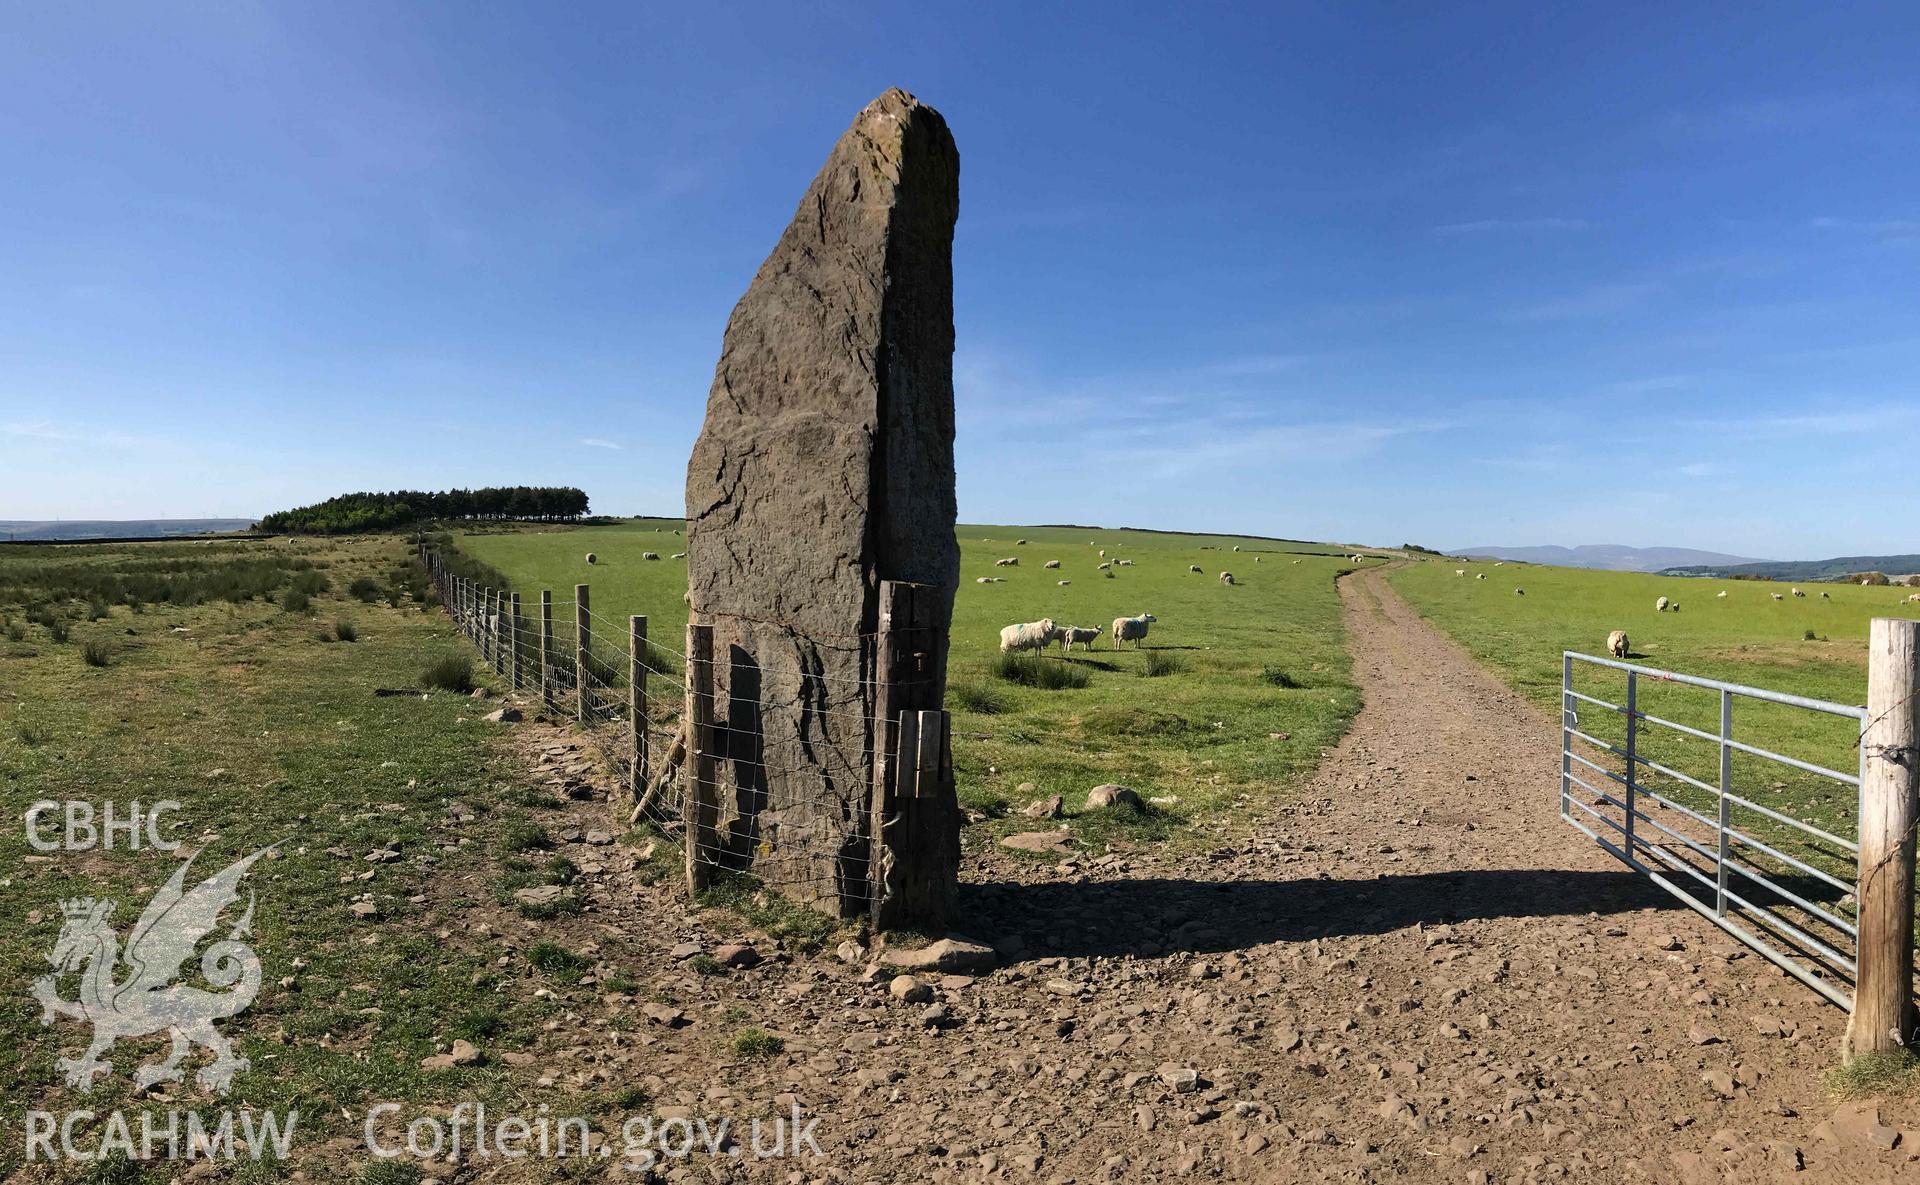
<box><xmin>432</xmin><ymin>566</ymin><xmax>1914</xmax><ymax>1184</ymax></box>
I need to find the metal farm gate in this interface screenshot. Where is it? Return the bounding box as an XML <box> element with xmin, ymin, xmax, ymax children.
<box><xmin>1559</xmin><ymin>651</ymin><xmax>1867</xmax><ymax>1008</ymax></box>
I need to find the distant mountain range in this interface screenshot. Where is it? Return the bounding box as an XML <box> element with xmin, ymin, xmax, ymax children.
<box><xmin>1455</xmin><ymin>544</ymin><xmax>1767</xmax><ymax>573</ymax></box>
<box><xmin>1658</xmin><ymin>555</ymin><xmax>1920</xmax><ymax>581</ymax></box>
<box><xmin>0</xmin><ymin>519</ymin><xmax>257</xmax><ymax>542</ymax></box>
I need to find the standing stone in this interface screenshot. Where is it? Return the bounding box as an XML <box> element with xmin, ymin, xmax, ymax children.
<box><xmin>684</xmin><ymin>89</ymin><xmax>960</xmax><ymax>917</ymax></box>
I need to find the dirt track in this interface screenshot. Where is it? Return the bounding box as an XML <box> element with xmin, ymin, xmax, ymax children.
<box><xmin>468</xmin><ymin>565</ymin><xmax>1915</xmax><ymax>1184</ymax></box>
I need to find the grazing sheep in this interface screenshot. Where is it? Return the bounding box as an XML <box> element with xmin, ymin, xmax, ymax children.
<box><xmin>1820</xmin><ymin>591</ymin><xmax>1830</xmax><ymax>600</ymax></box>
<box><xmin>1515</xmin><ymin>588</ymin><xmax>1525</xmax><ymax>596</ymax></box>
<box><xmin>1232</xmin><ymin>545</ymin><xmax>1241</xmax><ymax>552</ymax></box>
<box><xmin>1906</xmin><ymin>593</ymin><xmax>1920</xmax><ymax>604</ymax></box>
<box><xmin>1608</xmin><ymin>629</ymin><xmax>1629</xmax><ymax>658</ymax></box>
<box><xmin>1791</xmin><ymin>587</ymin><xmax>1806</xmax><ymax>598</ymax></box>
<box><xmin>1219</xmin><ymin>572</ymin><xmax>1235</xmax><ymax>585</ymax></box>
<box><xmin>1060</xmin><ymin>625</ymin><xmax>1103</xmax><ymax>651</ymax></box>
<box><xmin>1189</xmin><ymin>565</ymin><xmax>1203</xmax><ymax>574</ymax></box>
<box><xmin>670</xmin><ymin>552</ymin><xmax>687</xmax><ymax>559</ymax></box>
<box><xmin>1455</xmin><ymin>569</ymin><xmax>1467</xmax><ymax>576</ymax></box>
<box><xmin>642</xmin><ymin>552</ymin><xmax>661</xmax><ymax>560</ymax></box>
<box><xmin>1475</xmin><ymin>573</ymin><xmax>1486</xmax><ymax>580</ymax></box>
<box><xmin>1717</xmin><ymin>590</ymin><xmax>1728</xmax><ymax>598</ymax></box>
<box><xmin>975</xmin><ymin>577</ymin><xmax>994</xmax><ymax>584</ymax></box>
<box><xmin>995</xmin><ymin>557</ymin><xmax>1019</xmax><ymax>567</ymax></box>
<box><xmin>585</xmin><ymin>553</ymin><xmax>598</xmax><ymax>565</ymax></box>
<box><xmin>1116</xmin><ymin>559</ymin><xmax>1134</xmax><ymax>566</ymax></box>
<box><xmin>999</xmin><ymin>618</ymin><xmax>1060</xmax><ymax>653</ymax></box>
<box><xmin>1656</xmin><ymin>596</ymin><xmax>1670</xmax><ymax>612</ymax></box>
<box><xmin>1015</xmin><ymin>539</ymin><xmax>1027</xmax><ymax>545</ymax></box>
<box><xmin>1044</xmin><ymin>560</ymin><xmax>1062</xmax><ymax>569</ymax></box>
<box><xmin>1254</xmin><ymin>556</ymin><xmax>1261</xmax><ymax>562</ymax></box>
<box><xmin>1097</xmin><ymin>549</ymin><xmax>1106</xmax><ymax>558</ymax></box>
<box><xmin>1097</xmin><ymin>562</ymin><xmax>1111</xmax><ymax>570</ymax></box>
<box><xmin>1057</xmin><ymin>580</ymin><xmax>1071</xmax><ymax>586</ymax></box>
<box><xmin>1772</xmin><ymin>592</ymin><xmax>1784</xmax><ymax>601</ymax></box>
<box><xmin>1111</xmin><ymin>613</ymin><xmax>1157</xmax><ymax>649</ymax></box>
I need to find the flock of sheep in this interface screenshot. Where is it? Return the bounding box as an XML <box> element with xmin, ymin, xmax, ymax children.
<box><xmin>999</xmin><ymin>613</ymin><xmax>1157</xmax><ymax>653</ymax></box>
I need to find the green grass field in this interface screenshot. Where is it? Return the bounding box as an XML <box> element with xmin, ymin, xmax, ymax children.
<box><xmin>1390</xmin><ymin>558</ymin><xmax>1920</xmax><ymax>973</ymax></box>
<box><xmin>455</xmin><ymin>519</ymin><xmax>1380</xmax><ymax>851</ymax></box>
<box><xmin>0</xmin><ymin>537</ymin><xmax>585</xmax><ymax>1180</ymax></box>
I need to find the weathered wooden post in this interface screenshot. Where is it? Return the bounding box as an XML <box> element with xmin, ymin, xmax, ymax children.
<box><xmin>508</xmin><ymin>592</ymin><xmax>524</xmax><ymax>690</ymax></box>
<box><xmin>539</xmin><ymin>590</ymin><xmax>555</xmax><ymax>711</ymax></box>
<box><xmin>683</xmin><ymin>621</ymin><xmax>717</xmax><ymax>891</ymax></box>
<box><xmin>869</xmin><ymin>580</ymin><xmax>959</xmax><ymax>929</ymax></box>
<box><xmin>629</xmin><ymin>615</ymin><xmax>648</xmax><ymax>800</ymax></box>
<box><xmin>1846</xmin><ymin>617</ymin><xmax>1919</xmax><ymax>1059</ymax></box>
<box><xmin>573</xmin><ymin>583</ymin><xmax>590</xmax><ymax>723</ymax></box>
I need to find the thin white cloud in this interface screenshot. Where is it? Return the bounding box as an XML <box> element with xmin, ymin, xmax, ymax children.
<box><xmin>2</xmin><ymin>420</ymin><xmax>151</xmax><ymax>449</ymax></box>
<box><xmin>1510</xmin><ymin>282</ymin><xmax>1659</xmax><ymax>321</ymax></box>
<box><xmin>1811</xmin><ymin>216</ymin><xmax>1920</xmax><ymax>247</ymax></box>
<box><xmin>579</xmin><ymin>437</ymin><xmax>622</xmax><ymax>450</ymax></box>
<box><xmin>1435</xmin><ymin>218</ymin><xmax>1590</xmax><ymax>235</ymax></box>
<box><xmin>1678</xmin><ymin>462</ymin><xmax>1717</xmax><ymax>478</ymax></box>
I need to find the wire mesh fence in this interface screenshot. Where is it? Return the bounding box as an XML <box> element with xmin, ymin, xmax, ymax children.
<box><xmin>417</xmin><ymin>543</ymin><xmax>961</xmax><ymax>927</ymax></box>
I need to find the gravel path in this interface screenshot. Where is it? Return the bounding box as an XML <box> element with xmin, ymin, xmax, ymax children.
<box><xmin>453</xmin><ymin>565</ymin><xmax>1914</xmax><ymax>1184</ymax></box>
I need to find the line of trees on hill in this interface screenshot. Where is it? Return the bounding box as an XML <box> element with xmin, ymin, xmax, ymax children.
<box><xmin>258</xmin><ymin>487</ymin><xmax>590</xmax><ymax>534</ymax></box>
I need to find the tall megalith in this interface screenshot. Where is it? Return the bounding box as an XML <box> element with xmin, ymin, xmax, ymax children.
<box><xmin>684</xmin><ymin>89</ymin><xmax>960</xmax><ymax>923</ymax></box>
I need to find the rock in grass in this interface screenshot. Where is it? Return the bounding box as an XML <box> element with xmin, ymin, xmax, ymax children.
<box><xmin>1087</xmin><ymin>783</ymin><xmax>1142</xmax><ymax>809</ymax></box>
<box><xmin>889</xmin><ymin>975</ymin><xmax>934</xmax><ymax>1003</ymax></box>
<box><xmin>483</xmin><ymin>706</ymin><xmax>522</xmax><ymax>723</ymax></box>
<box><xmin>1022</xmin><ymin>794</ymin><xmax>1064</xmax><ymax>819</ymax></box>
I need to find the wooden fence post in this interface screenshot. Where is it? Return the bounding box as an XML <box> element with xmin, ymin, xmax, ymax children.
<box><xmin>869</xmin><ymin>580</ymin><xmax>958</xmax><ymax>930</ymax></box>
<box><xmin>574</xmin><ymin>584</ymin><xmax>590</xmax><ymax>723</ymax></box>
<box><xmin>629</xmin><ymin>615</ymin><xmax>648</xmax><ymax>802</ymax></box>
<box><xmin>1846</xmin><ymin>617</ymin><xmax>1919</xmax><ymax>1059</ymax></box>
<box><xmin>539</xmin><ymin>590</ymin><xmax>554</xmax><ymax>710</ymax></box>
<box><xmin>684</xmin><ymin>621</ymin><xmax>718</xmax><ymax>892</ymax></box>
<box><xmin>508</xmin><ymin>593</ymin><xmax>523</xmax><ymax>691</ymax></box>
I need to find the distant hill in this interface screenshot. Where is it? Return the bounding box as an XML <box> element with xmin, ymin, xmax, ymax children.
<box><xmin>0</xmin><ymin>519</ymin><xmax>257</xmax><ymax>542</ymax></box>
<box><xmin>1456</xmin><ymin>544</ymin><xmax>1767</xmax><ymax>573</ymax></box>
<box><xmin>1659</xmin><ymin>554</ymin><xmax>1920</xmax><ymax>581</ymax></box>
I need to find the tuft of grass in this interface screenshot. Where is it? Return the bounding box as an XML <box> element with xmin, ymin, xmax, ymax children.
<box><xmin>86</xmin><ymin>598</ymin><xmax>110</xmax><ymax>621</ymax></box>
<box><xmin>333</xmin><ymin>619</ymin><xmax>358</xmax><ymax>643</ymax></box>
<box><xmin>947</xmin><ymin>681</ymin><xmax>1008</xmax><ymax>714</ymax></box>
<box><xmin>1140</xmin><ymin>650</ymin><xmax>1184</xmax><ymax>677</ymax></box>
<box><xmin>46</xmin><ymin>617</ymin><xmax>70</xmax><ymax>644</ymax></box>
<box><xmin>1260</xmin><ymin>666</ymin><xmax>1301</xmax><ymax>688</ymax></box>
<box><xmin>731</xmin><ymin>1027</ymin><xmax>785</xmax><ymax>1058</ymax></box>
<box><xmin>1827</xmin><ymin>1049</ymin><xmax>1920</xmax><ymax>1099</ymax></box>
<box><xmin>348</xmin><ymin>576</ymin><xmax>383</xmax><ymax>603</ymax></box>
<box><xmin>420</xmin><ymin>653</ymin><xmax>474</xmax><ymax>693</ymax></box>
<box><xmin>1078</xmin><ymin>705</ymin><xmax>1196</xmax><ymax>739</ymax></box>
<box><xmin>991</xmin><ymin>652</ymin><xmax>1091</xmax><ymax>690</ymax></box>
<box><xmin>81</xmin><ymin>639</ymin><xmax>111</xmax><ymax>668</ymax></box>
<box><xmin>5</xmin><ymin>619</ymin><xmax>26</xmax><ymax>642</ymax></box>
<box><xmin>450</xmin><ymin>1008</ymin><xmax>505</xmax><ymax>1042</ymax></box>
<box><xmin>17</xmin><ymin>722</ymin><xmax>51</xmax><ymax>746</ymax></box>
<box><xmin>499</xmin><ymin>817</ymin><xmax>552</xmax><ymax>853</ymax></box>
<box><xmin>526</xmin><ymin>941</ymin><xmax>589</xmax><ymax>983</ymax></box>
<box><xmin>359</xmin><ymin>1162</ymin><xmax>422</xmax><ymax>1185</ymax></box>
<box><xmin>281</xmin><ymin>588</ymin><xmax>312</xmax><ymax>614</ymax></box>
<box><xmin>696</xmin><ymin>871</ymin><xmax>842</xmax><ymax>953</ymax></box>
<box><xmin>687</xmin><ymin>953</ymin><xmax>725</xmax><ymax>976</ymax></box>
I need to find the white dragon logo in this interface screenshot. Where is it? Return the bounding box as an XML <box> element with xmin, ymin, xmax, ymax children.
<box><xmin>31</xmin><ymin>847</ymin><xmax>272</xmax><ymax>1094</ymax></box>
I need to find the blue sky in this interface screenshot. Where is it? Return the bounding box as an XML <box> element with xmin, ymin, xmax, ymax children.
<box><xmin>1</xmin><ymin>3</ymin><xmax>1914</xmax><ymax>558</ymax></box>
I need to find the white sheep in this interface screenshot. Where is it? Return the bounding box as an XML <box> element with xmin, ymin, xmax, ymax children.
<box><xmin>1112</xmin><ymin>613</ymin><xmax>1157</xmax><ymax>649</ymax></box>
<box><xmin>1820</xmin><ymin>591</ymin><xmax>1830</xmax><ymax>600</ymax></box>
<box><xmin>1656</xmin><ymin>596</ymin><xmax>1669</xmax><ymax>612</ymax></box>
<box><xmin>585</xmin><ymin>553</ymin><xmax>598</xmax><ymax>565</ymax></box>
<box><xmin>1253</xmin><ymin>556</ymin><xmax>1261</xmax><ymax>563</ymax></box>
<box><xmin>1791</xmin><ymin>587</ymin><xmax>1805</xmax><ymax>598</ymax></box>
<box><xmin>1097</xmin><ymin>562</ymin><xmax>1111</xmax><ymax>571</ymax></box>
<box><xmin>1455</xmin><ymin>569</ymin><xmax>1466</xmax><ymax>576</ymax></box>
<box><xmin>975</xmin><ymin>577</ymin><xmax>994</xmax><ymax>584</ymax></box>
<box><xmin>642</xmin><ymin>551</ymin><xmax>660</xmax><ymax>560</ymax></box>
<box><xmin>1232</xmin><ymin>545</ymin><xmax>1241</xmax><ymax>552</ymax></box>
<box><xmin>1515</xmin><ymin>588</ymin><xmax>1525</xmax><ymax>596</ymax></box>
<box><xmin>1057</xmin><ymin>580</ymin><xmax>1071</xmax><ymax>586</ymax></box>
<box><xmin>995</xmin><ymin>557</ymin><xmax>1019</xmax><ymax>567</ymax></box>
<box><xmin>1772</xmin><ymin>592</ymin><xmax>1784</xmax><ymax>601</ymax></box>
<box><xmin>1219</xmin><ymin>572</ymin><xmax>1235</xmax><ymax>586</ymax></box>
<box><xmin>999</xmin><ymin>618</ymin><xmax>1060</xmax><ymax>653</ymax></box>
<box><xmin>1607</xmin><ymin>629</ymin><xmax>1629</xmax><ymax>658</ymax></box>
<box><xmin>1475</xmin><ymin>573</ymin><xmax>1485</xmax><ymax>580</ymax></box>
<box><xmin>1059</xmin><ymin>625</ymin><xmax>1103</xmax><ymax>651</ymax></box>
<box><xmin>1717</xmin><ymin>590</ymin><xmax>1728</xmax><ymax>598</ymax></box>
<box><xmin>1188</xmin><ymin>565</ymin><xmax>1203</xmax><ymax>574</ymax></box>
<box><xmin>1044</xmin><ymin>560</ymin><xmax>1062</xmax><ymax>569</ymax></box>
<box><xmin>670</xmin><ymin>552</ymin><xmax>687</xmax><ymax>559</ymax></box>
<box><xmin>1097</xmin><ymin>549</ymin><xmax>1106</xmax><ymax>558</ymax></box>
<box><xmin>1015</xmin><ymin>538</ymin><xmax>1028</xmax><ymax>545</ymax></box>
